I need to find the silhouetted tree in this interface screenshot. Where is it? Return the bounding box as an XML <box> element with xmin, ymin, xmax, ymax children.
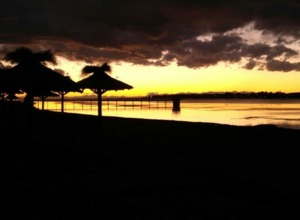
<box><xmin>3</xmin><ymin>47</ymin><xmax>81</xmax><ymax>112</ymax></box>
<box><xmin>3</xmin><ymin>47</ymin><xmax>57</xmax><ymax>106</ymax></box>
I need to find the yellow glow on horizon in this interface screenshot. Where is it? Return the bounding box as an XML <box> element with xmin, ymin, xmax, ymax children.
<box><xmin>53</xmin><ymin>57</ymin><xmax>300</xmax><ymax>97</ymax></box>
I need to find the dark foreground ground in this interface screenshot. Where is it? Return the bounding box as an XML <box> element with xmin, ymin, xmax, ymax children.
<box><xmin>1</xmin><ymin>101</ymin><xmax>300</xmax><ymax>219</ymax></box>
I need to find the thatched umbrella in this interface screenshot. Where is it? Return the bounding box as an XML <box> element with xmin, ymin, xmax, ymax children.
<box><xmin>52</xmin><ymin>75</ymin><xmax>82</xmax><ymax>112</ymax></box>
<box><xmin>77</xmin><ymin>63</ymin><xmax>133</xmax><ymax>117</ymax></box>
<box><xmin>34</xmin><ymin>90</ymin><xmax>59</xmax><ymax>111</ymax></box>
<box><xmin>8</xmin><ymin>63</ymin><xmax>82</xmax><ymax>112</ymax></box>
<box><xmin>1</xmin><ymin>47</ymin><xmax>82</xmax><ymax>134</ymax></box>
<box><xmin>3</xmin><ymin>48</ymin><xmax>82</xmax><ymax>112</ymax></box>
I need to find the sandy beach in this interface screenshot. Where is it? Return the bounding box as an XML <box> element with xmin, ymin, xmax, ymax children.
<box><xmin>1</xmin><ymin>101</ymin><xmax>300</xmax><ymax>219</ymax></box>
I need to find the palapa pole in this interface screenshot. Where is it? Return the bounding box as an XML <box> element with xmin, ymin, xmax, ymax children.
<box><xmin>97</xmin><ymin>92</ymin><xmax>102</xmax><ymax>117</ymax></box>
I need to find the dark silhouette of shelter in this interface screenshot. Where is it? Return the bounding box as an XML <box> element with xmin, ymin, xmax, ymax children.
<box><xmin>77</xmin><ymin>63</ymin><xmax>133</xmax><ymax>117</ymax></box>
<box><xmin>3</xmin><ymin>47</ymin><xmax>82</xmax><ymax>112</ymax></box>
<box><xmin>54</xmin><ymin>76</ymin><xmax>82</xmax><ymax>112</ymax></box>
<box><xmin>8</xmin><ymin>62</ymin><xmax>81</xmax><ymax>112</ymax></box>
<box><xmin>34</xmin><ymin>90</ymin><xmax>59</xmax><ymax>111</ymax></box>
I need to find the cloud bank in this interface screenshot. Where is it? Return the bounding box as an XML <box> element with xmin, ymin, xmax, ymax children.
<box><xmin>1</xmin><ymin>0</ymin><xmax>300</xmax><ymax>71</ymax></box>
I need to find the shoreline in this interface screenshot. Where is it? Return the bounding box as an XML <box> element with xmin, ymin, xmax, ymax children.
<box><xmin>1</xmin><ymin>101</ymin><xmax>300</xmax><ymax>219</ymax></box>
<box><xmin>32</xmin><ymin>98</ymin><xmax>300</xmax><ymax>131</ymax></box>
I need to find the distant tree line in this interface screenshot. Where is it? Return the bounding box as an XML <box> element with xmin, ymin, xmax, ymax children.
<box><xmin>148</xmin><ymin>91</ymin><xmax>300</xmax><ymax>100</ymax></box>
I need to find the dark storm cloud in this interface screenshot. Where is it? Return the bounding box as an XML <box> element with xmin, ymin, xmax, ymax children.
<box><xmin>266</xmin><ymin>60</ymin><xmax>300</xmax><ymax>72</ymax></box>
<box><xmin>240</xmin><ymin>43</ymin><xmax>298</xmax><ymax>60</ymax></box>
<box><xmin>162</xmin><ymin>34</ymin><xmax>298</xmax><ymax>69</ymax></box>
<box><xmin>0</xmin><ymin>0</ymin><xmax>300</xmax><ymax>71</ymax></box>
<box><xmin>243</xmin><ymin>59</ymin><xmax>257</xmax><ymax>70</ymax></box>
<box><xmin>166</xmin><ymin>34</ymin><xmax>244</xmax><ymax>68</ymax></box>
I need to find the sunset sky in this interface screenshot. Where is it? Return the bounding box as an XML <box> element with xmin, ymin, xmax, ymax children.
<box><xmin>1</xmin><ymin>0</ymin><xmax>300</xmax><ymax>97</ymax></box>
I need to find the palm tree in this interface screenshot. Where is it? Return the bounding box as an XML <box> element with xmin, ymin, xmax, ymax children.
<box><xmin>3</xmin><ymin>47</ymin><xmax>57</xmax><ymax>106</ymax></box>
<box><xmin>77</xmin><ymin>62</ymin><xmax>133</xmax><ymax>117</ymax></box>
<box><xmin>3</xmin><ymin>47</ymin><xmax>81</xmax><ymax>112</ymax></box>
<box><xmin>4</xmin><ymin>47</ymin><xmax>57</xmax><ymax>67</ymax></box>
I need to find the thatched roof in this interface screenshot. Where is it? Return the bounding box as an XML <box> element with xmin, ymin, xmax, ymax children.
<box><xmin>8</xmin><ymin>63</ymin><xmax>81</xmax><ymax>95</ymax></box>
<box><xmin>77</xmin><ymin>72</ymin><xmax>133</xmax><ymax>92</ymax></box>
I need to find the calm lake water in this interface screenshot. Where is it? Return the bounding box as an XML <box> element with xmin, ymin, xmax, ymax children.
<box><xmin>35</xmin><ymin>99</ymin><xmax>300</xmax><ymax>130</ymax></box>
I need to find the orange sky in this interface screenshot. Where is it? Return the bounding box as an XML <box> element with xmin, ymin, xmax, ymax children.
<box><xmin>54</xmin><ymin>56</ymin><xmax>300</xmax><ymax>98</ymax></box>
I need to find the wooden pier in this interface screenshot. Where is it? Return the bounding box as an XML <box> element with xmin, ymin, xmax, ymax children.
<box><xmin>34</xmin><ymin>96</ymin><xmax>181</xmax><ymax>112</ymax></box>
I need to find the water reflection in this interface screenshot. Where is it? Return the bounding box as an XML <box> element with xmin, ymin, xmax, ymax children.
<box><xmin>172</xmin><ymin>110</ymin><xmax>181</xmax><ymax>115</ymax></box>
<box><xmin>35</xmin><ymin>99</ymin><xmax>300</xmax><ymax>130</ymax></box>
